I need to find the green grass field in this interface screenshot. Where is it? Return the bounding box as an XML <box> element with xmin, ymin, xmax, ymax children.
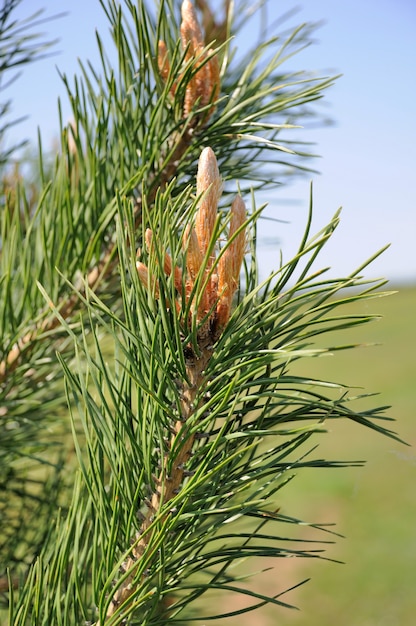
<box><xmin>213</xmin><ymin>284</ymin><xmax>416</xmax><ymax>626</ymax></box>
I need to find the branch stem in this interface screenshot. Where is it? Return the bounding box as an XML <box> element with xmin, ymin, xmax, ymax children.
<box><xmin>0</xmin><ymin>130</ymin><xmax>194</xmax><ymax>386</ymax></box>
<box><xmin>99</xmin><ymin>344</ymin><xmax>212</xmax><ymax>624</ymax></box>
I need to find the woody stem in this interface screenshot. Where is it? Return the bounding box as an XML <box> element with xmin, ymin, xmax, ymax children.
<box><xmin>98</xmin><ymin>345</ymin><xmax>212</xmax><ymax>624</ymax></box>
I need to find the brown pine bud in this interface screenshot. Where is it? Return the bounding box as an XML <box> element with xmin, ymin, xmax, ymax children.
<box><xmin>183</xmin><ymin>224</ymin><xmax>203</xmax><ymax>284</ymax></box>
<box><xmin>157</xmin><ymin>40</ymin><xmax>171</xmax><ymax>86</ymax></box>
<box><xmin>205</xmin><ymin>50</ymin><xmax>220</xmax><ymax>108</ymax></box>
<box><xmin>180</xmin><ymin>0</ymin><xmax>220</xmax><ymax>121</ymax></box>
<box><xmin>216</xmin><ymin>196</ymin><xmax>246</xmax><ymax>329</ymax></box>
<box><xmin>195</xmin><ymin>147</ymin><xmax>222</xmax><ymax>259</ymax></box>
<box><xmin>163</xmin><ymin>253</ymin><xmax>183</xmax><ymax>292</ymax></box>
<box><xmin>229</xmin><ymin>195</ymin><xmax>246</xmax><ymax>287</ymax></box>
<box><xmin>135</xmin><ymin>148</ymin><xmax>244</xmax><ymax>342</ymax></box>
<box><xmin>157</xmin><ymin>2</ymin><xmax>220</xmax><ymax>124</ymax></box>
<box><xmin>144</xmin><ymin>228</ymin><xmax>153</xmax><ymax>250</ymax></box>
<box><xmin>181</xmin><ymin>0</ymin><xmax>204</xmax><ymax>51</ymax></box>
<box><xmin>136</xmin><ymin>261</ymin><xmax>160</xmax><ymax>297</ymax></box>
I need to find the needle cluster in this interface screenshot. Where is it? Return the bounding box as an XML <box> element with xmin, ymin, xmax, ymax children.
<box><xmin>137</xmin><ymin>146</ymin><xmax>246</xmax><ymax>342</ymax></box>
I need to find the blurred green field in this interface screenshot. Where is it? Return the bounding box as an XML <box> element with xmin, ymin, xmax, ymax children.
<box><xmin>213</xmin><ymin>284</ymin><xmax>416</xmax><ymax>626</ymax></box>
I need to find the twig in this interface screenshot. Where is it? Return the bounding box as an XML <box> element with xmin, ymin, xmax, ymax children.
<box><xmin>0</xmin><ymin>0</ymin><xmax>220</xmax><ymax>389</ymax></box>
<box><xmin>99</xmin><ymin>146</ymin><xmax>246</xmax><ymax>624</ymax></box>
<box><xmin>99</xmin><ymin>344</ymin><xmax>211</xmax><ymax>624</ymax></box>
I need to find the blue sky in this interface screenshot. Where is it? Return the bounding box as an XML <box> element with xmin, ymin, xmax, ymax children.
<box><xmin>5</xmin><ymin>0</ymin><xmax>416</xmax><ymax>284</ymax></box>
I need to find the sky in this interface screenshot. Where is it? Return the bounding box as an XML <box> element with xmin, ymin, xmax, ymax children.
<box><xmin>5</xmin><ymin>0</ymin><xmax>416</xmax><ymax>285</ymax></box>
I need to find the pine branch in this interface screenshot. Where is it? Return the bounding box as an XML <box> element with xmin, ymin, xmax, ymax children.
<box><xmin>1</xmin><ymin>0</ymin><xmax>332</xmax><ymax>388</ymax></box>
<box><xmin>99</xmin><ymin>145</ymin><xmax>246</xmax><ymax>624</ymax></box>
<box><xmin>15</xmin><ymin>155</ymin><xmax>395</xmax><ymax>626</ymax></box>
<box><xmin>0</xmin><ymin>0</ymin><xmax>220</xmax><ymax>387</ymax></box>
<box><xmin>3</xmin><ymin>2</ymin><xmax>399</xmax><ymax>624</ymax></box>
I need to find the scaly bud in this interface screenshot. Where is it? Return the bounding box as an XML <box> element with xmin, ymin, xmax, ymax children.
<box><xmin>195</xmin><ymin>147</ymin><xmax>222</xmax><ymax>259</ymax></box>
<box><xmin>136</xmin><ymin>261</ymin><xmax>159</xmax><ymax>297</ymax></box>
<box><xmin>158</xmin><ymin>1</ymin><xmax>220</xmax><ymax>125</ymax></box>
<box><xmin>157</xmin><ymin>40</ymin><xmax>171</xmax><ymax>87</ymax></box>
<box><xmin>181</xmin><ymin>0</ymin><xmax>204</xmax><ymax>50</ymax></box>
<box><xmin>194</xmin><ymin>147</ymin><xmax>223</xmax><ymax>322</ymax></box>
<box><xmin>216</xmin><ymin>195</ymin><xmax>246</xmax><ymax>329</ymax></box>
<box><xmin>163</xmin><ymin>253</ymin><xmax>183</xmax><ymax>292</ymax></box>
<box><xmin>136</xmin><ymin>148</ymin><xmax>245</xmax><ymax>341</ymax></box>
<box><xmin>205</xmin><ymin>51</ymin><xmax>220</xmax><ymax>107</ymax></box>
<box><xmin>183</xmin><ymin>224</ymin><xmax>203</xmax><ymax>285</ymax></box>
<box><xmin>145</xmin><ymin>228</ymin><xmax>153</xmax><ymax>250</ymax></box>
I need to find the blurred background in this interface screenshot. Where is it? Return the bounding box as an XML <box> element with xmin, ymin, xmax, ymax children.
<box><xmin>4</xmin><ymin>1</ymin><xmax>416</xmax><ymax>624</ymax></box>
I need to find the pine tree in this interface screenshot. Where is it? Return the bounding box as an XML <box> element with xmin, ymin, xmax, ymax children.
<box><xmin>1</xmin><ymin>1</ymin><xmax>399</xmax><ymax>624</ymax></box>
